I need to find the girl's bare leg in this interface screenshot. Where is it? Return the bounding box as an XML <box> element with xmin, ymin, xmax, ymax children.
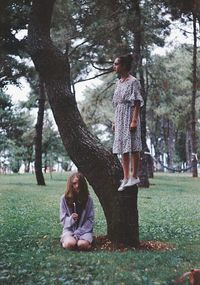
<box><xmin>122</xmin><ymin>153</ymin><xmax>130</xmax><ymax>179</ymax></box>
<box><xmin>131</xmin><ymin>151</ymin><xmax>140</xmax><ymax>178</ymax></box>
<box><xmin>118</xmin><ymin>153</ymin><xmax>130</xmax><ymax>191</ymax></box>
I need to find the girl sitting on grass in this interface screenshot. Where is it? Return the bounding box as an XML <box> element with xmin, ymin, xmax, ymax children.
<box><xmin>60</xmin><ymin>172</ymin><xmax>94</xmax><ymax>250</ymax></box>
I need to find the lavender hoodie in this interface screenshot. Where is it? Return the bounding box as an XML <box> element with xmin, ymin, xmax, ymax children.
<box><xmin>60</xmin><ymin>194</ymin><xmax>94</xmax><ymax>243</ymax></box>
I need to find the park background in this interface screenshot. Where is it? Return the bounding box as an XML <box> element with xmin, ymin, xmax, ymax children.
<box><xmin>1</xmin><ymin>0</ymin><xmax>200</xmax><ymax>284</ymax></box>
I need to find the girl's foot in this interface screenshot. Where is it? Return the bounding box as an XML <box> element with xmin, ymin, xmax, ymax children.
<box><xmin>125</xmin><ymin>177</ymin><xmax>140</xmax><ymax>187</ymax></box>
<box><xmin>118</xmin><ymin>179</ymin><xmax>128</xmax><ymax>191</ymax></box>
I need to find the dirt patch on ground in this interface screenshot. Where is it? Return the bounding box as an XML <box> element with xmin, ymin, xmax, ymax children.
<box><xmin>92</xmin><ymin>235</ymin><xmax>175</xmax><ymax>252</ymax></box>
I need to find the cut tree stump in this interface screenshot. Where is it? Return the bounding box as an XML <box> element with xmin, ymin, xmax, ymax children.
<box><xmin>109</xmin><ymin>185</ymin><xmax>139</xmax><ymax>247</ymax></box>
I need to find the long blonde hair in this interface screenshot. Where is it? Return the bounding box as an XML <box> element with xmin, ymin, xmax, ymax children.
<box><xmin>64</xmin><ymin>172</ymin><xmax>89</xmax><ymax>208</ymax></box>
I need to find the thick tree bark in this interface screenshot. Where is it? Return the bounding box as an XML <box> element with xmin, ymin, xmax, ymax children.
<box><xmin>27</xmin><ymin>0</ymin><xmax>139</xmax><ymax>246</ymax></box>
<box><xmin>110</xmin><ymin>186</ymin><xmax>139</xmax><ymax>246</ymax></box>
<box><xmin>35</xmin><ymin>77</ymin><xmax>46</xmax><ymax>185</ymax></box>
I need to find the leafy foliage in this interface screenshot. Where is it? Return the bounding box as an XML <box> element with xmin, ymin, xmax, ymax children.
<box><xmin>0</xmin><ymin>0</ymin><xmax>31</xmax><ymax>88</ymax></box>
<box><xmin>79</xmin><ymin>73</ymin><xmax>115</xmax><ymax>148</ymax></box>
<box><xmin>161</xmin><ymin>0</ymin><xmax>200</xmax><ymax>20</ymax></box>
<box><xmin>0</xmin><ymin>91</ymin><xmax>33</xmax><ymax>145</ymax></box>
<box><xmin>147</xmin><ymin>44</ymin><xmax>200</xmax><ymax>163</ymax></box>
<box><xmin>51</xmin><ymin>0</ymin><xmax>171</xmax><ymax>85</ymax></box>
<box><xmin>2</xmin><ymin>0</ymin><xmax>199</xmax><ymax>174</ymax></box>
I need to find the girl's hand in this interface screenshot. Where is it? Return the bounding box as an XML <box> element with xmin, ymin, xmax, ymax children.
<box><xmin>130</xmin><ymin>119</ymin><xmax>137</xmax><ymax>131</ymax></box>
<box><xmin>72</xmin><ymin>213</ymin><xmax>78</xmax><ymax>221</ymax></box>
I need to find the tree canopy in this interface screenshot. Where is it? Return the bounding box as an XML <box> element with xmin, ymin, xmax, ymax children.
<box><xmin>1</xmin><ymin>0</ymin><xmax>199</xmax><ymax>175</ymax></box>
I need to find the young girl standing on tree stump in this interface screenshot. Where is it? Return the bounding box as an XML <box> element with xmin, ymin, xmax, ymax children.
<box><xmin>112</xmin><ymin>54</ymin><xmax>144</xmax><ymax>191</ymax></box>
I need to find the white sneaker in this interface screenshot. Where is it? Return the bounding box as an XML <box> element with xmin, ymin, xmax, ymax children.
<box><xmin>125</xmin><ymin>177</ymin><xmax>140</xmax><ymax>187</ymax></box>
<box><xmin>118</xmin><ymin>179</ymin><xmax>128</xmax><ymax>191</ymax></box>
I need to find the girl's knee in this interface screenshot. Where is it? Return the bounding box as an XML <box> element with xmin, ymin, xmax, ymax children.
<box><xmin>62</xmin><ymin>237</ymin><xmax>77</xmax><ymax>250</ymax></box>
<box><xmin>77</xmin><ymin>240</ymin><xmax>91</xmax><ymax>251</ymax></box>
<box><xmin>62</xmin><ymin>241</ymin><xmax>76</xmax><ymax>249</ymax></box>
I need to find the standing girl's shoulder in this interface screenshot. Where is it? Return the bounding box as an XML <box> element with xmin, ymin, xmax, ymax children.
<box><xmin>128</xmin><ymin>75</ymin><xmax>140</xmax><ymax>86</ymax></box>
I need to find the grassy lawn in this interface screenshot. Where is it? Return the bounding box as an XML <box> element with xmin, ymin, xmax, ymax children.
<box><xmin>0</xmin><ymin>172</ymin><xmax>200</xmax><ymax>284</ymax></box>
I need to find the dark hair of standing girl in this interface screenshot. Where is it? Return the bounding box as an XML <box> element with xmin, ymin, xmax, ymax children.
<box><xmin>116</xmin><ymin>54</ymin><xmax>133</xmax><ymax>73</ymax></box>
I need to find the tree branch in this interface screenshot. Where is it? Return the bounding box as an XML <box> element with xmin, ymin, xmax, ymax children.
<box><xmin>69</xmin><ymin>39</ymin><xmax>89</xmax><ymax>56</ymax></box>
<box><xmin>74</xmin><ymin>69</ymin><xmax>113</xmax><ymax>84</ymax></box>
<box><xmin>178</xmin><ymin>27</ymin><xmax>200</xmax><ymax>40</ymax></box>
<box><xmin>91</xmin><ymin>62</ymin><xmax>113</xmax><ymax>71</ymax></box>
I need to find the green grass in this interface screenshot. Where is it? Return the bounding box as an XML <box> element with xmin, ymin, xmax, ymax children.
<box><xmin>0</xmin><ymin>172</ymin><xmax>200</xmax><ymax>284</ymax></box>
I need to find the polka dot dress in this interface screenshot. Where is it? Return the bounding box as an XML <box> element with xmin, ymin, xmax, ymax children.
<box><xmin>112</xmin><ymin>75</ymin><xmax>144</xmax><ymax>155</ymax></box>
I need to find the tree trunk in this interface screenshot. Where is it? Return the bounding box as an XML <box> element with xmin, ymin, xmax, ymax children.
<box><xmin>147</xmin><ymin>154</ymin><xmax>154</xmax><ymax>178</ymax></box>
<box><xmin>162</xmin><ymin>117</ymin><xmax>175</xmax><ymax>171</ymax></box>
<box><xmin>110</xmin><ymin>186</ymin><xmax>139</xmax><ymax>246</ymax></box>
<box><xmin>167</xmin><ymin>120</ymin><xmax>175</xmax><ymax>170</ymax></box>
<box><xmin>191</xmin><ymin>13</ymin><xmax>198</xmax><ymax>177</ymax></box>
<box><xmin>131</xmin><ymin>0</ymin><xmax>149</xmax><ymax>187</ymax></box>
<box><xmin>185</xmin><ymin>127</ymin><xmax>192</xmax><ymax>164</ymax></box>
<box><xmin>27</xmin><ymin>0</ymin><xmax>139</xmax><ymax>246</ymax></box>
<box><xmin>25</xmin><ymin>147</ymin><xmax>33</xmax><ymax>173</ymax></box>
<box><xmin>145</xmin><ymin>59</ymin><xmax>154</xmax><ymax>179</ymax></box>
<box><xmin>35</xmin><ymin>76</ymin><xmax>46</xmax><ymax>186</ymax></box>
<box><xmin>139</xmin><ymin>72</ymin><xmax>150</xmax><ymax>186</ymax></box>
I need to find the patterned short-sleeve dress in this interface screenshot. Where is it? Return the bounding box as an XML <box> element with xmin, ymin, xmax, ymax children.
<box><xmin>112</xmin><ymin>75</ymin><xmax>144</xmax><ymax>155</ymax></box>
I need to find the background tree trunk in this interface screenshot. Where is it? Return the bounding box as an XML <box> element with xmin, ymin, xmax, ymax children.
<box><xmin>191</xmin><ymin>13</ymin><xmax>198</xmax><ymax>177</ymax></box>
<box><xmin>131</xmin><ymin>0</ymin><xmax>149</xmax><ymax>187</ymax></box>
<box><xmin>35</xmin><ymin>76</ymin><xmax>46</xmax><ymax>186</ymax></box>
<box><xmin>185</xmin><ymin>128</ymin><xmax>192</xmax><ymax>164</ymax></box>
<box><xmin>27</xmin><ymin>0</ymin><xmax>139</xmax><ymax>246</ymax></box>
<box><xmin>147</xmin><ymin>154</ymin><xmax>154</xmax><ymax>178</ymax></box>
